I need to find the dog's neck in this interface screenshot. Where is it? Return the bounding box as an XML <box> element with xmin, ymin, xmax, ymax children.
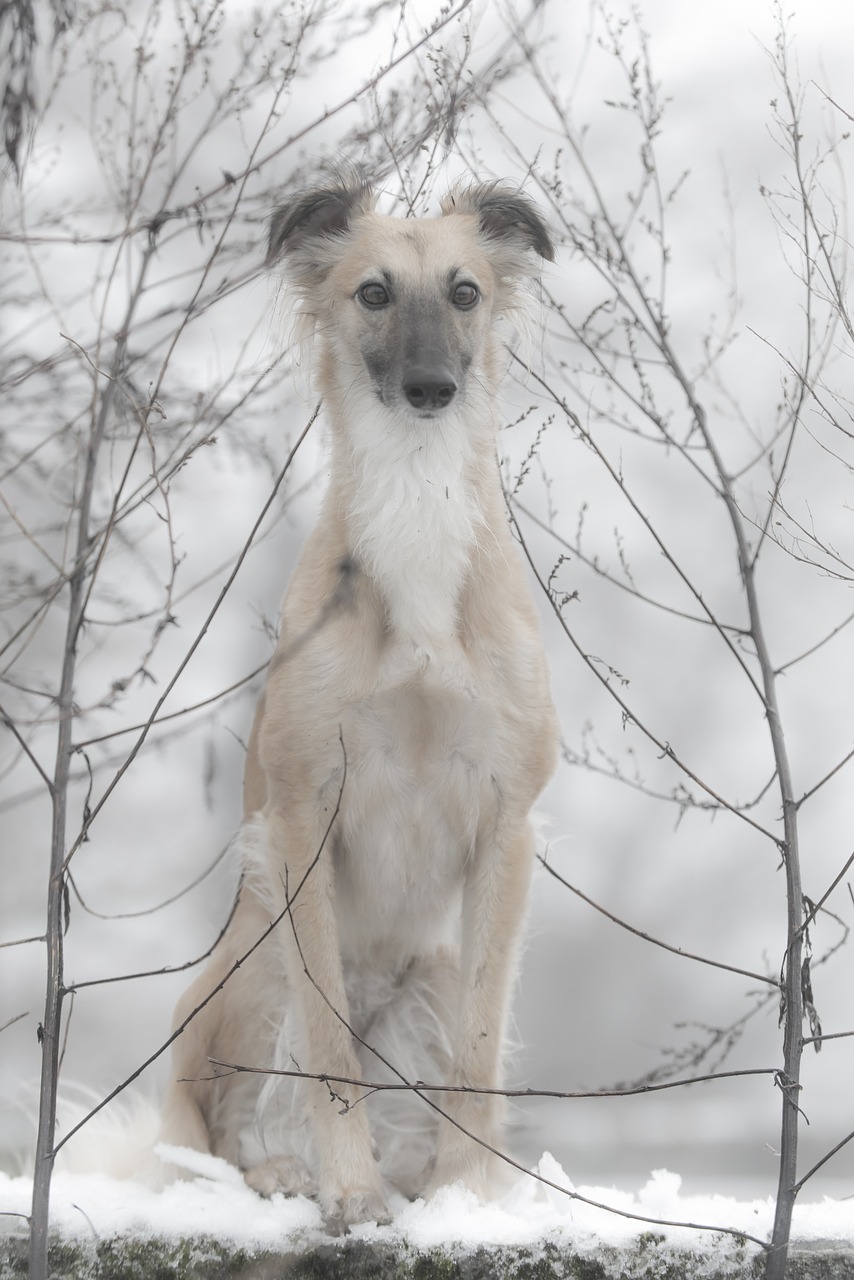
<box><xmin>327</xmin><ymin>399</ymin><xmax>496</xmax><ymax>650</ymax></box>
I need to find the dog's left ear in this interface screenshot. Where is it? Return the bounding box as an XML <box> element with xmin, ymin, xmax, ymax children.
<box><xmin>441</xmin><ymin>183</ymin><xmax>555</xmax><ymax>263</ymax></box>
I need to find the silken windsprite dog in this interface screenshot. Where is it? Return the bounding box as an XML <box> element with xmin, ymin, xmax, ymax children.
<box><xmin>159</xmin><ymin>174</ymin><xmax>559</xmax><ymax>1231</ymax></box>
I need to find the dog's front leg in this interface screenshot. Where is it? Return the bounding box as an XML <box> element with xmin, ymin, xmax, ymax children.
<box><xmin>427</xmin><ymin>815</ymin><xmax>535</xmax><ymax>1199</ymax></box>
<box><xmin>265</xmin><ymin>803</ymin><xmax>390</xmax><ymax>1230</ymax></box>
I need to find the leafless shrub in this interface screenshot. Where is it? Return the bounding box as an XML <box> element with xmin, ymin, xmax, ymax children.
<box><xmin>2</xmin><ymin>2</ymin><xmax>853</xmax><ymax>1279</ymax></box>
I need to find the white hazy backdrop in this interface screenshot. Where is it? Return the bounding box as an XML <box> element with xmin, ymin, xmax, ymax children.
<box><xmin>1</xmin><ymin>0</ymin><xmax>852</xmax><ymax>1208</ymax></box>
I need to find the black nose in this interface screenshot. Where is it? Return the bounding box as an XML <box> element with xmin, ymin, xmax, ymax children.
<box><xmin>403</xmin><ymin>367</ymin><xmax>457</xmax><ymax>411</ymax></box>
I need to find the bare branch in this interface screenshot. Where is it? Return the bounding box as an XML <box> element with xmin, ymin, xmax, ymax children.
<box><xmin>538</xmin><ymin>854</ymin><xmax>778</xmax><ymax>988</ymax></box>
<box><xmin>209</xmin><ymin>1057</ymin><xmax>779</xmax><ymax>1103</ymax></box>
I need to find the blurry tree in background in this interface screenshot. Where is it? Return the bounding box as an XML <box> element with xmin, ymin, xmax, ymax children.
<box><xmin>1</xmin><ymin>2</ymin><xmax>852</xmax><ymax>1279</ymax></box>
<box><xmin>0</xmin><ymin>0</ymin><xmax>74</xmax><ymax>173</ymax></box>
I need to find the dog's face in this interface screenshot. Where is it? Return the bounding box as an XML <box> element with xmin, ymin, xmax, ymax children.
<box><xmin>320</xmin><ymin>213</ymin><xmax>501</xmax><ymax>419</ymax></box>
<box><xmin>267</xmin><ymin>178</ymin><xmax>554</xmax><ymax>422</ymax></box>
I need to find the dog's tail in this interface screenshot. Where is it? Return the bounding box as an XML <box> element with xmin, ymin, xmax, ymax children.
<box><xmin>5</xmin><ymin>1084</ymin><xmax>169</xmax><ymax>1188</ymax></box>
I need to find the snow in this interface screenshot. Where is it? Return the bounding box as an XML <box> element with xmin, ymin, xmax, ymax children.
<box><xmin>2</xmin><ymin>1149</ymin><xmax>853</xmax><ymax>1263</ymax></box>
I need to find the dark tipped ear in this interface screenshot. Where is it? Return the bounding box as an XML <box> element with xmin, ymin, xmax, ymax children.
<box><xmin>266</xmin><ymin>178</ymin><xmax>376</xmax><ymax>267</ymax></box>
<box><xmin>442</xmin><ymin>183</ymin><xmax>555</xmax><ymax>263</ymax></box>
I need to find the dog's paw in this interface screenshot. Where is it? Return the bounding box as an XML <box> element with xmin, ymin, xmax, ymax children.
<box><xmin>244</xmin><ymin>1155</ymin><xmax>316</xmax><ymax>1199</ymax></box>
<box><xmin>425</xmin><ymin>1148</ymin><xmax>494</xmax><ymax>1202</ymax></box>
<box><xmin>323</xmin><ymin>1188</ymin><xmax>392</xmax><ymax>1234</ymax></box>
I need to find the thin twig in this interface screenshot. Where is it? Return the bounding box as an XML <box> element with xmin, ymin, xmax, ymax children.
<box><xmin>61</xmin><ymin>405</ymin><xmax>319</xmax><ymax>873</ymax></box>
<box><xmin>0</xmin><ymin>1012</ymin><xmax>29</xmax><ymax>1034</ymax></box>
<box><xmin>0</xmin><ymin>701</ymin><xmax>54</xmax><ymax>795</ymax></box>
<box><xmin>506</xmin><ymin>487</ymin><xmax>776</xmax><ymax>840</ymax></box>
<box><xmin>538</xmin><ymin>855</ymin><xmax>778</xmax><ymax>988</ymax></box>
<box><xmin>65</xmin><ymin>890</ymin><xmax>241</xmax><ymax>991</ymax></box>
<box><xmin>792</xmin><ymin>1125</ymin><xmax>854</xmax><ymax>1194</ymax></box>
<box><xmin>209</xmin><ymin>1058</ymin><xmax>778</xmax><ymax>1102</ymax></box>
<box><xmin>72</xmin><ymin>662</ymin><xmax>269</xmax><ymax>750</ymax></box>
<box><xmin>52</xmin><ymin>731</ymin><xmax>347</xmax><ymax>1157</ymax></box>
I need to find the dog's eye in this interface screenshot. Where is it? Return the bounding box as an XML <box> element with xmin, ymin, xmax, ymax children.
<box><xmin>358</xmin><ymin>283</ymin><xmax>389</xmax><ymax>308</ymax></box>
<box><xmin>452</xmin><ymin>282</ymin><xmax>479</xmax><ymax>309</ymax></box>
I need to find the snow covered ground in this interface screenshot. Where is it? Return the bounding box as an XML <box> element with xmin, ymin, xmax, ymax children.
<box><xmin>2</xmin><ymin>1149</ymin><xmax>853</xmax><ymax>1267</ymax></box>
<box><xmin>2</xmin><ymin>1094</ymin><xmax>852</xmax><ymax>1272</ymax></box>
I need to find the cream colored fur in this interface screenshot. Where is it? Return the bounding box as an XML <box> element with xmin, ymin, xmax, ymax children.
<box><xmin>159</xmin><ymin>176</ymin><xmax>558</xmax><ymax>1231</ymax></box>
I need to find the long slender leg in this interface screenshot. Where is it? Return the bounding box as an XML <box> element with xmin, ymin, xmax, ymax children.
<box><xmin>159</xmin><ymin>896</ymin><xmax>274</xmax><ymax>1168</ymax></box>
<box><xmin>428</xmin><ymin>817</ymin><xmax>535</xmax><ymax>1197</ymax></box>
<box><xmin>264</xmin><ymin>804</ymin><xmax>390</xmax><ymax>1228</ymax></box>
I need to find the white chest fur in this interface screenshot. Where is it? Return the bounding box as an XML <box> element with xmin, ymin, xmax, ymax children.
<box><xmin>336</xmin><ymin>400</ymin><xmax>487</xmax><ymax>647</ymax></box>
<box><xmin>324</xmin><ymin>402</ymin><xmax>503</xmax><ymax>961</ymax></box>
<box><xmin>333</xmin><ymin>675</ymin><xmax>496</xmax><ymax>965</ymax></box>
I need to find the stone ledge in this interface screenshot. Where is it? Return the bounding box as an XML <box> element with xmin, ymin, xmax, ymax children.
<box><xmin>2</xmin><ymin>1235</ymin><xmax>853</xmax><ymax>1280</ymax></box>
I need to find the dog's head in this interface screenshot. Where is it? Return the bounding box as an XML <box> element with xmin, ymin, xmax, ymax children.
<box><xmin>266</xmin><ymin>173</ymin><xmax>554</xmax><ymax>421</ymax></box>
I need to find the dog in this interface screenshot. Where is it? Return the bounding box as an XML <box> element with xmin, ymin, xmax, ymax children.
<box><xmin>159</xmin><ymin>173</ymin><xmax>558</xmax><ymax>1231</ymax></box>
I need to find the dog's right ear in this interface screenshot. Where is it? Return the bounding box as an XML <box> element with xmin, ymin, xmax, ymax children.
<box><xmin>266</xmin><ymin>178</ymin><xmax>376</xmax><ymax>268</ymax></box>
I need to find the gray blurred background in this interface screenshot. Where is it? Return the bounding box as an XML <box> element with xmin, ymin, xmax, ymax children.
<box><xmin>2</xmin><ymin>0</ymin><xmax>852</xmax><ymax>1207</ymax></box>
